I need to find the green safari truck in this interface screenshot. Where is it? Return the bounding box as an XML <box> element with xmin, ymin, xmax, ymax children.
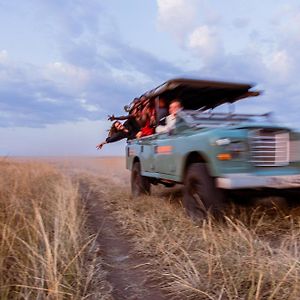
<box><xmin>126</xmin><ymin>78</ymin><xmax>300</xmax><ymax>219</ymax></box>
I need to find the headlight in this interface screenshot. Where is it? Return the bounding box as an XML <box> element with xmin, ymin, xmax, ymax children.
<box><xmin>215</xmin><ymin>139</ymin><xmax>247</xmax><ymax>160</ymax></box>
<box><xmin>226</xmin><ymin>142</ymin><xmax>247</xmax><ymax>153</ymax></box>
<box><xmin>215</xmin><ymin>138</ymin><xmax>231</xmax><ymax>146</ymax></box>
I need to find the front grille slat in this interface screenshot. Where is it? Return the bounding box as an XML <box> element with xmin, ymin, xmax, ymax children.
<box><xmin>290</xmin><ymin>141</ymin><xmax>300</xmax><ymax>161</ymax></box>
<box><xmin>252</xmin><ymin>150</ymin><xmax>285</xmax><ymax>153</ymax></box>
<box><xmin>250</xmin><ymin>129</ymin><xmax>290</xmax><ymax>167</ymax></box>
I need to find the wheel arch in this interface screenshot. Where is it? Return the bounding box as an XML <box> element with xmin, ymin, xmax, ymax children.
<box><xmin>133</xmin><ymin>156</ymin><xmax>140</xmax><ymax>164</ymax></box>
<box><xmin>131</xmin><ymin>156</ymin><xmax>140</xmax><ymax>169</ymax></box>
<box><xmin>182</xmin><ymin>151</ymin><xmax>212</xmax><ymax>181</ymax></box>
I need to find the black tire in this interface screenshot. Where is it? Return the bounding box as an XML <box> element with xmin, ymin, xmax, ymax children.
<box><xmin>281</xmin><ymin>189</ymin><xmax>300</xmax><ymax>208</ymax></box>
<box><xmin>131</xmin><ymin>161</ymin><xmax>151</xmax><ymax>197</ymax></box>
<box><xmin>183</xmin><ymin>163</ymin><xmax>225</xmax><ymax>220</ymax></box>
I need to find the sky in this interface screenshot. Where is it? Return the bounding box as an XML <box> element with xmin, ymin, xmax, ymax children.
<box><xmin>1</xmin><ymin>0</ymin><xmax>300</xmax><ymax>156</ymax></box>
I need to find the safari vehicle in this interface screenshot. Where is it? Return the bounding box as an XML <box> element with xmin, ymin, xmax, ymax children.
<box><xmin>126</xmin><ymin>78</ymin><xmax>300</xmax><ymax>219</ymax></box>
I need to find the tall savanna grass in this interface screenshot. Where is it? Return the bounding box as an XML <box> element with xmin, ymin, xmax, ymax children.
<box><xmin>0</xmin><ymin>160</ymin><xmax>93</xmax><ymax>299</ymax></box>
<box><xmin>95</xmin><ymin>178</ymin><xmax>300</xmax><ymax>300</ymax></box>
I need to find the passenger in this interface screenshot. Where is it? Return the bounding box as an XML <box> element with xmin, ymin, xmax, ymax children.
<box><xmin>128</xmin><ymin>107</ymin><xmax>143</xmax><ymax>135</ymax></box>
<box><xmin>136</xmin><ymin>98</ymin><xmax>156</xmax><ymax>139</ymax></box>
<box><xmin>96</xmin><ymin>121</ymin><xmax>134</xmax><ymax>150</ymax></box>
<box><xmin>137</xmin><ymin>95</ymin><xmax>150</xmax><ymax>127</ymax></box>
<box><xmin>156</xmin><ymin>99</ymin><xmax>182</xmax><ymax>134</ymax></box>
<box><xmin>156</xmin><ymin>97</ymin><xmax>168</xmax><ymax>126</ymax></box>
<box><xmin>108</xmin><ymin>105</ymin><xmax>141</xmax><ymax>138</ymax></box>
<box><xmin>107</xmin><ymin>98</ymin><xmax>140</xmax><ymax>122</ymax></box>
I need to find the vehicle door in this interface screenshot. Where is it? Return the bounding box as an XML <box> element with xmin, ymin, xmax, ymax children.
<box><xmin>138</xmin><ymin>134</ymin><xmax>157</xmax><ymax>173</ymax></box>
<box><xmin>154</xmin><ymin>132</ymin><xmax>178</xmax><ymax>175</ymax></box>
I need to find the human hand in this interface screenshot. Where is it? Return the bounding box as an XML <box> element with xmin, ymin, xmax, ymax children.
<box><xmin>96</xmin><ymin>142</ymin><xmax>105</xmax><ymax>150</ymax></box>
<box><xmin>150</xmin><ymin>115</ymin><xmax>156</xmax><ymax>127</ymax></box>
<box><xmin>107</xmin><ymin>115</ymin><xmax>115</xmax><ymax>121</ymax></box>
<box><xmin>136</xmin><ymin>131</ymin><xmax>143</xmax><ymax>139</ymax></box>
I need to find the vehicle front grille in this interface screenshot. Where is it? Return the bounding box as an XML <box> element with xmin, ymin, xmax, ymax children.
<box><xmin>250</xmin><ymin>129</ymin><xmax>290</xmax><ymax>166</ymax></box>
<box><xmin>290</xmin><ymin>140</ymin><xmax>300</xmax><ymax>162</ymax></box>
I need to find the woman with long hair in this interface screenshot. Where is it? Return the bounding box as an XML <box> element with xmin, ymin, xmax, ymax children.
<box><xmin>96</xmin><ymin>121</ymin><xmax>130</xmax><ymax>150</ymax></box>
<box><xmin>108</xmin><ymin>103</ymin><xmax>141</xmax><ymax>137</ymax></box>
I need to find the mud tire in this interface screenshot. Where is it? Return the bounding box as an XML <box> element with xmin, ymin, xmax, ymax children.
<box><xmin>131</xmin><ymin>161</ymin><xmax>151</xmax><ymax>197</ymax></box>
<box><xmin>183</xmin><ymin>163</ymin><xmax>225</xmax><ymax>220</ymax></box>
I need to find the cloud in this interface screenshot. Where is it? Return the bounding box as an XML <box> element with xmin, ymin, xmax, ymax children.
<box><xmin>3</xmin><ymin>0</ymin><xmax>300</xmax><ymax>133</ymax></box>
<box><xmin>232</xmin><ymin>17</ymin><xmax>250</xmax><ymax>29</ymax></box>
<box><xmin>263</xmin><ymin>6</ymin><xmax>300</xmax><ymax>83</ymax></box>
<box><xmin>154</xmin><ymin>1</ymin><xmax>300</xmax><ymax>128</ymax></box>
<box><xmin>0</xmin><ymin>50</ymin><xmax>8</xmax><ymax>63</ymax></box>
<box><xmin>265</xmin><ymin>50</ymin><xmax>293</xmax><ymax>82</ymax></box>
<box><xmin>44</xmin><ymin>61</ymin><xmax>90</xmax><ymax>92</ymax></box>
<box><xmin>156</xmin><ymin>0</ymin><xmax>200</xmax><ymax>43</ymax></box>
<box><xmin>78</xmin><ymin>98</ymin><xmax>99</xmax><ymax>112</ymax></box>
<box><xmin>0</xmin><ymin>0</ymin><xmax>184</xmax><ymax>128</ymax></box>
<box><xmin>155</xmin><ymin>1</ymin><xmax>226</xmax><ymax>66</ymax></box>
<box><xmin>188</xmin><ymin>25</ymin><xmax>223</xmax><ymax>62</ymax></box>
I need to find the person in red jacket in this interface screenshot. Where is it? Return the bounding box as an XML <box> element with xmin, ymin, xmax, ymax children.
<box><xmin>136</xmin><ymin>98</ymin><xmax>156</xmax><ymax>138</ymax></box>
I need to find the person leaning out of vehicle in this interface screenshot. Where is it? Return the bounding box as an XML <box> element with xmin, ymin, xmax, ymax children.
<box><xmin>156</xmin><ymin>99</ymin><xmax>182</xmax><ymax>134</ymax></box>
<box><xmin>107</xmin><ymin>102</ymin><xmax>141</xmax><ymax>138</ymax></box>
<box><xmin>96</xmin><ymin>121</ymin><xmax>134</xmax><ymax>150</ymax></box>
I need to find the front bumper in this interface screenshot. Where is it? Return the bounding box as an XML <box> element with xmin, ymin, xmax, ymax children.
<box><xmin>216</xmin><ymin>173</ymin><xmax>300</xmax><ymax>189</ymax></box>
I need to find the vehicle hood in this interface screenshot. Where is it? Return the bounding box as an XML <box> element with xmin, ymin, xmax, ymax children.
<box><xmin>223</xmin><ymin>122</ymin><xmax>291</xmax><ymax>131</ymax></box>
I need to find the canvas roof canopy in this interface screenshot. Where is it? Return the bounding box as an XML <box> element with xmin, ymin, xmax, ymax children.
<box><xmin>143</xmin><ymin>78</ymin><xmax>260</xmax><ymax>111</ymax></box>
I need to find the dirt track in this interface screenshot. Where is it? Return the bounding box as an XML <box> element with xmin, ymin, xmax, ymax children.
<box><xmin>48</xmin><ymin>157</ymin><xmax>167</xmax><ymax>300</ymax></box>
<box><xmin>12</xmin><ymin>156</ymin><xmax>300</xmax><ymax>299</ymax></box>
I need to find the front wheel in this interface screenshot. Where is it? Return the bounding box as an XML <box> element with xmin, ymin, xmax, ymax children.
<box><xmin>131</xmin><ymin>161</ymin><xmax>151</xmax><ymax>197</ymax></box>
<box><xmin>183</xmin><ymin>163</ymin><xmax>225</xmax><ymax>220</ymax></box>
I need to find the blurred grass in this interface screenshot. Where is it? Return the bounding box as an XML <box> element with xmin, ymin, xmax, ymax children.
<box><xmin>89</xmin><ymin>176</ymin><xmax>300</xmax><ymax>300</ymax></box>
<box><xmin>0</xmin><ymin>160</ymin><xmax>111</xmax><ymax>299</ymax></box>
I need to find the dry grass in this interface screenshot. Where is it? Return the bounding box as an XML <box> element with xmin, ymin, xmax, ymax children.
<box><xmin>92</xmin><ymin>178</ymin><xmax>300</xmax><ymax>300</ymax></box>
<box><xmin>0</xmin><ymin>160</ymin><xmax>111</xmax><ymax>299</ymax></box>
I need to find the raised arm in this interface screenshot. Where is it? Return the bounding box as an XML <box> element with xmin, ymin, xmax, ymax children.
<box><xmin>96</xmin><ymin>141</ymin><xmax>107</xmax><ymax>150</ymax></box>
<box><xmin>108</xmin><ymin>114</ymin><xmax>130</xmax><ymax>121</ymax></box>
<box><xmin>96</xmin><ymin>132</ymin><xmax>127</xmax><ymax>150</ymax></box>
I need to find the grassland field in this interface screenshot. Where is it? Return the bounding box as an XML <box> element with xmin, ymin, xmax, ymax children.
<box><xmin>2</xmin><ymin>156</ymin><xmax>300</xmax><ymax>299</ymax></box>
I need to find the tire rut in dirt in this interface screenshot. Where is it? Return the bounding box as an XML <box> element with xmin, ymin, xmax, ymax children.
<box><xmin>79</xmin><ymin>180</ymin><xmax>166</xmax><ymax>300</ymax></box>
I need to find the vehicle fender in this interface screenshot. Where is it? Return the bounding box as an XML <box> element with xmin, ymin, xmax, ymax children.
<box><xmin>180</xmin><ymin>151</ymin><xmax>217</xmax><ymax>182</ymax></box>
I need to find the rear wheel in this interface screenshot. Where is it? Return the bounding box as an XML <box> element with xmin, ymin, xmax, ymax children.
<box><xmin>131</xmin><ymin>161</ymin><xmax>151</xmax><ymax>197</ymax></box>
<box><xmin>183</xmin><ymin>163</ymin><xmax>225</xmax><ymax>220</ymax></box>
